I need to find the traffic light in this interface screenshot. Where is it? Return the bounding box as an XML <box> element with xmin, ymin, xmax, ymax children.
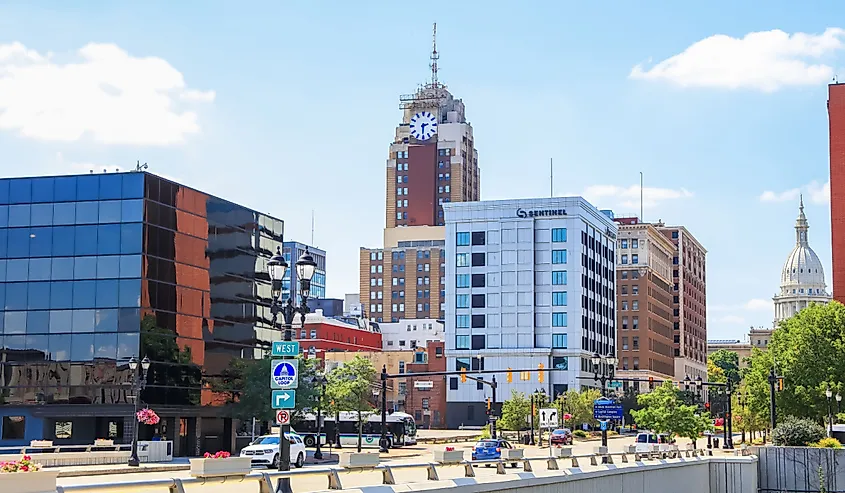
<box><xmin>507</xmin><ymin>368</ymin><xmax>513</xmax><ymax>383</ymax></box>
<box><xmin>538</xmin><ymin>363</ymin><xmax>545</xmax><ymax>383</ymax></box>
<box><xmin>460</xmin><ymin>368</ymin><xmax>466</xmax><ymax>383</ymax></box>
<box><xmin>487</xmin><ymin>397</ymin><xmax>492</xmax><ymax>412</ymax></box>
<box><xmin>778</xmin><ymin>377</ymin><xmax>784</xmax><ymax>391</ymax></box>
<box><xmin>648</xmin><ymin>377</ymin><xmax>655</xmax><ymax>390</ymax></box>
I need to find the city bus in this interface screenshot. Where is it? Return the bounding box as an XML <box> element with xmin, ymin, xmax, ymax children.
<box><xmin>294</xmin><ymin>411</ymin><xmax>417</xmax><ymax>448</ymax></box>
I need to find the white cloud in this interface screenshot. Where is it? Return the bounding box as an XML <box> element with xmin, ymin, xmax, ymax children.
<box><xmin>744</xmin><ymin>298</ymin><xmax>772</xmax><ymax>311</ymax></box>
<box><xmin>582</xmin><ymin>184</ymin><xmax>693</xmax><ymax>210</ymax></box>
<box><xmin>0</xmin><ymin>42</ymin><xmax>214</xmax><ymax>146</ymax></box>
<box><xmin>630</xmin><ymin>28</ymin><xmax>845</xmax><ymax>92</ymax></box>
<box><xmin>759</xmin><ymin>179</ymin><xmax>829</xmax><ymax>204</ymax></box>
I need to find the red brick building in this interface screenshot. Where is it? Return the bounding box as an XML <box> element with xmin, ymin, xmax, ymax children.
<box><xmin>404</xmin><ymin>341</ymin><xmax>447</xmax><ymax>429</ymax></box>
<box><xmin>293</xmin><ymin>310</ymin><xmax>382</xmax><ymax>358</ymax></box>
<box><xmin>829</xmin><ymin>83</ymin><xmax>845</xmax><ymax>303</ymax></box>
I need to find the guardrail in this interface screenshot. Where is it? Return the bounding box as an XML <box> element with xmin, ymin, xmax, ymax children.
<box><xmin>55</xmin><ymin>447</ymin><xmax>718</xmax><ymax>493</ymax></box>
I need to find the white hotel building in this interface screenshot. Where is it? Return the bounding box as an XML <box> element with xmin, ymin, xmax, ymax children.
<box><xmin>443</xmin><ymin>198</ymin><xmax>618</xmax><ymax>427</ymax></box>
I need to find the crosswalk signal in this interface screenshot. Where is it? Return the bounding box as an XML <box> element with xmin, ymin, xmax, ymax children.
<box><xmin>538</xmin><ymin>363</ymin><xmax>545</xmax><ymax>383</ymax></box>
<box><xmin>507</xmin><ymin>368</ymin><xmax>513</xmax><ymax>383</ymax></box>
<box><xmin>778</xmin><ymin>378</ymin><xmax>784</xmax><ymax>391</ymax></box>
<box><xmin>460</xmin><ymin>368</ymin><xmax>466</xmax><ymax>383</ymax></box>
<box><xmin>648</xmin><ymin>377</ymin><xmax>655</xmax><ymax>390</ymax></box>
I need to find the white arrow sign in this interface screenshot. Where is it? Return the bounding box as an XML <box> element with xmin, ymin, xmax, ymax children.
<box><xmin>539</xmin><ymin>408</ymin><xmax>559</xmax><ymax>428</ymax></box>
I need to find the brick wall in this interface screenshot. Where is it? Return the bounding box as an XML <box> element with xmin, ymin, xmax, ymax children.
<box><xmin>404</xmin><ymin>341</ymin><xmax>447</xmax><ymax>429</ymax></box>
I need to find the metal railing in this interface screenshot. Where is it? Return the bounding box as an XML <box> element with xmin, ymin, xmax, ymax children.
<box><xmin>0</xmin><ymin>444</ymin><xmax>132</xmax><ymax>455</ymax></box>
<box><xmin>55</xmin><ymin>447</ymin><xmax>718</xmax><ymax>493</ymax></box>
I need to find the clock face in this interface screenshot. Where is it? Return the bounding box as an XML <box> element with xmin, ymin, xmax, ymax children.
<box><xmin>409</xmin><ymin>112</ymin><xmax>438</xmax><ymax>140</ymax></box>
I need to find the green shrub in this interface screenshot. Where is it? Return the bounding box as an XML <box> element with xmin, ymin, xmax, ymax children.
<box><xmin>812</xmin><ymin>437</ymin><xmax>842</xmax><ymax>449</ymax></box>
<box><xmin>607</xmin><ymin>430</ymin><xmax>619</xmax><ymax>436</ymax></box>
<box><xmin>476</xmin><ymin>426</ymin><xmax>491</xmax><ymax>440</ymax></box>
<box><xmin>573</xmin><ymin>430</ymin><xmax>588</xmax><ymax>438</ymax></box>
<box><xmin>772</xmin><ymin>416</ymin><xmax>825</xmax><ymax>446</ymax></box>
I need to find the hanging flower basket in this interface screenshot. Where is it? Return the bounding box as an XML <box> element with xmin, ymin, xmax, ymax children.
<box><xmin>136</xmin><ymin>408</ymin><xmax>160</xmax><ymax>426</ymax></box>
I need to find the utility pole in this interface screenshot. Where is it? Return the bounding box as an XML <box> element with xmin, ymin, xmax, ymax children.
<box><xmin>490</xmin><ymin>375</ymin><xmax>498</xmax><ymax>439</ymax></box>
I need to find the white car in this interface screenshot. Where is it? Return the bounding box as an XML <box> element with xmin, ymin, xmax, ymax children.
<box><xmin>239</xmin><ymin>433</ymin><xmax>306</xmax><ymax>468</ymax></box>
<box><xmin>634</xmin><ymin>432</ymin><xmax>674</xmax><ymax>453</ymax></box>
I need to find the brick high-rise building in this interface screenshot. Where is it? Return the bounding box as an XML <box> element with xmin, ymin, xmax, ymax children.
<box><xmin>659</xmin><ymin>225</ymin><xmax>707</xmax><ymax>382</ymax></box>
<box><xmin>361</xmin><ymin>26</ymin><xmax>480</xmax><ymax>323</ymax></box>
<box><xmin>613</xmin><ymin>217</ymin><xmax>676</xmax><ymax>391</ymax></box>
<box><xmin>828</xmin><ymin>83</ymin><xmax>845</xmax><ymax>303</ymax></box>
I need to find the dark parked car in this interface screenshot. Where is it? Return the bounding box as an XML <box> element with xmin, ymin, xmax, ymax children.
<box><xmin>549</xmin><ymin>428</ymin><xmax>573</xmax><ymax>445</ymax></box>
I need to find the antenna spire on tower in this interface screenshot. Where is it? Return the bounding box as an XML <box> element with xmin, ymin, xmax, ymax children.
<box><xmin>430</xmin><ymin>22</ymin><xmax>439</xmax><ymax>86</ymax></box>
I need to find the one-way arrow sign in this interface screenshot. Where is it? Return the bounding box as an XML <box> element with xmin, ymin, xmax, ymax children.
<box><xmin>539</xmin><ymin>408</ymin><xmax>558</xmax><ymax>428</ymax></box>
<box><xmin>272</xmin><ymin>390</ymin><xmax>296</xmax><ymax>409</ymax></box>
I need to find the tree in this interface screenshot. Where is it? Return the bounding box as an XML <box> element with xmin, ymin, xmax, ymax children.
<box><xmin>500</xmin><ymin>390</ymin><xmax>530</xmax><ymax>432</ymax></box>
<box><xmin>559</xmin><ymin>388</ymin><xmax>601</xmax><ymax>429</ymax></box>
<box><xmin>744</xmin><ymin>302</ymin><xmax>845</xmax><ymax>424</ymax></box>
<box><xmin>619</xmin><ymin>387</ymin><xmax>642</xmax><ymax>427</ymax></box>
<box><xmin>325</xmin><ymin>356</ymin><xmax>377</xmax><ymax>452</ymax></box>
<box><xmin>707</xmin><ymin>358</ymin><xmax>727</xmax><ymax>384</ymax></box>
<box><xmin>631</xmin><ymin>381</ymin><xmax>712</xmax><ymax>440</ymax></box>
<box><xmin>709</xmin><ymin>350</ymin><xmax>740</xmax><ymax>384</ymax></box>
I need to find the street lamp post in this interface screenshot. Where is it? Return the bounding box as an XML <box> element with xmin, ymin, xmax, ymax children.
<box><xmin>314</xmin><ymin>374</ymin><xmax>328</xmax><ymax>460</ymax></box>
<box><xmin>591</xmin><ymin>353</ymin><xmax>617</xmax><ymax>449</ymax></box>
<box><xmin>267</xmin><ymin>247</ymin><xmax>317</xmax><ymax>485</ymax></box>
<box><xmin>529</xmin><ymin>393</ymin><xmax>536</xmax><ymax>446</ymax></box>
<box><xmin>379</xmin><ymin>365</ymin><xmax>389</xmax><ymax>453</ymax></box>
<box><xmin>535</xmin><ymin>389</ymin><xmax>546</xmax><ymax>447</ymax></box>
<box><xmin>127</xmin><ymin>356</ymin><xmax>151</xmax><ymax>467</ymax></box>
<box><xmin>826</xmin><ymin>387</ymin><xmax>834</xmax><ymax>438</ymax></box>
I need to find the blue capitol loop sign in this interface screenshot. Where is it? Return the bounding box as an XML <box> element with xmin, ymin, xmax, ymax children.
<box><xmin>270</xmin><ymin>359</ymin><xmax>299</xmax><ymax>389</ymax></box>
<box><xmin>593</xmin><ymin>398</ymin><xmax>624</xmax><ymax>420</ymax></box>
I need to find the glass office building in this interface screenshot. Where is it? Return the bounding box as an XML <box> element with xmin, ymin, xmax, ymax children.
<box><xmin>0</xmin><ymin>172</ymin><xmax>283</xmax><ymax>455</ymax></box>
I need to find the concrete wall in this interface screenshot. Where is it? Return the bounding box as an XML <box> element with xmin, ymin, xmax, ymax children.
<box><xmin>755</xmin><ymin>446</ymin><xmax>845</xmax><ymax>493</ymax></box>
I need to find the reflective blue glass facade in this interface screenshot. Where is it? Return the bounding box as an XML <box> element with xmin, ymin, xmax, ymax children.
<box><xmin>0</xmin><ymin>172</ymin><xmax>283</xmax><ymax>453</ymax></box>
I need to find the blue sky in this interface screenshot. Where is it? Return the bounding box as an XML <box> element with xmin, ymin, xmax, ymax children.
<box><xmin>0</xmin><ymin>1</ymin><xmax>841</xmax><ymax>340</ymax></box>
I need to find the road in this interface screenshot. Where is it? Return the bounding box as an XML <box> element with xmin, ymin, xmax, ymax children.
<box><xmin>56</xmin><ymin>435</ymin><xmax>676</xmax><ymax>492</ymax></box>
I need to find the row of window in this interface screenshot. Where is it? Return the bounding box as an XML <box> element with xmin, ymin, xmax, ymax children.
<box><xmin>397</xmin><ymin>188</ymin><xmax>409</xmax><ymax>196</ymax></box>
<box><xmin>455</xmin><ymin>312</ymin><xmax>568</xmax><ymax>328</ymax></box>
<box><xmin>620</xmin><ymin>316</ymin><xmax>639</xmax><ymax>330</ymax></box>
<box><xmin>0</xmin><ymin>279</ymin><xmax>141</xmax><ymax>311</ymax></box>
<box><xmin>438</xmin><ymin>185</ymin><xmax>451</xmax><ymax>194</ymax></box>
<box><xmin>0</xmin><ymin>307</ymin><xmax>140</xmax><ymax>335</ymax></box>
<box><xmin>0</xmin><ymin>174</ymin><xmax>144</xmax><ymax>205</ymax></box>
<box><xmin>457</xmin><ymin>229</ymin><xmax>567</xmax><ymax>247</ymax></box>
<box><xmin>396</xmin><ymin>199</ymin><xmax>408</xmax><ymax>208</ymax></box>
<box><xmin>620</xmin><ymin>254</ymin><xmax>639</xmax><ymax>265</ymax></box>
<box><xmin>619</xmin><ymin>285</ymin><xmax>640</xmax><ymax>295</ymax></box>
<box><xmin>0</xmin><ymin>199</ymin><xmax>143</xmax><ymax>228</ymax></box>
<box><xmin>0</xmin><ymin>332</ymin><xmax>139</xmax><ymax>362</ymax></box>
<box><xmin>454</xmin><ymin>291</ymin><xmax>568</xmax><ymax>308</ymax></box>
<box><xmin>0</xmin><ymin>255</ymin><xmax>141</xmax><ymax>282</ymax></box>
<box><xmin>620</xmin><ymin>300</ymin><xmax>640</xmax><ymax>310</ymax></box>
<box><xmin>454</xmin><ymin>333</ymin><xmax>568</xmax><ymax>350</ymax></box>
<box><xmin>619</xmin><ymin>239</ymin><xmax>639</xmax><ymax>249</ymax></box>
<box><xmin>0</xmin><ymin>223</ymin><xmax>142</xmax><ymax>258</ymax></box>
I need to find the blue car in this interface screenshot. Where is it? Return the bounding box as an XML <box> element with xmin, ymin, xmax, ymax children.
<box><xmin>471</xmin><ymin>439</ymin><xmax>515</xmax><ymax>463</ymax></box>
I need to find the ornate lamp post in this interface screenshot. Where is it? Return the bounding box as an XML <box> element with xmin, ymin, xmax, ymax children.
<box><xmin>127</xmin><ymin>356</ymin><xmax>151</xmax><ymax>467</ymax></box>
<box><xmin>826</xmin><ymin>387</ymin><xmax>834</xmax><ymax>438</ymax></box>
<box><xmin>314</xmin><ymin>374</ymin><xmax>328</xmax><ymax>460</ymax></box>
<box><xmin>267</xmin><ymin>246</ymin><xmax>317</xmax><ymax>479</ymax></box>
<box><xmin>591</xmin><ymin>353</ymin><xmax>617</xmax><ymax>449</ymax></box>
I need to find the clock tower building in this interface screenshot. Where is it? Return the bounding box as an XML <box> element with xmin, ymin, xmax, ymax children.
<box><xmin>361</xmin><ymin>24</ymin><xmax>480</xmax><ymax>325</ymax></box>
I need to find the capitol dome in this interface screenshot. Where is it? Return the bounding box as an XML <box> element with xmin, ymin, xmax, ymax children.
<box><xmin>773</xmin><ymin>196</ymin><xmax>831</xmax><ymax>326</ymax></box>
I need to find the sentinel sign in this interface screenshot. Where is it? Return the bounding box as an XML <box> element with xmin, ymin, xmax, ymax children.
<box><xmin>516</xmin><ymin>208</ymin><xmax>566</xmax><ymax>218</ymax></box>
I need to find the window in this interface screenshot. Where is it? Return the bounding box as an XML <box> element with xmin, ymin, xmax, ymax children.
<box><xmin>633</xmin><ymin>358</ymin><xmax>639</xmax><ymax>370</ymax></box>
<box><xmin>672</xmin><ymin>231</ymin><xmax>678</xmax><ymax>239</ymax></box>
<box><xmin>632</xmin><ymin>271</ymin><xmax>639</xmax><ymax>279</ymax></box>
<box><xmin>456</xmin><ymin>315</ymin><xmax>470</xmax><ymax>328</ymax></box>
<box><xmin>471</xmin><ymin>334</ymin><xmax>485</xmax><ymax>350</ymax></box>
<box><xmin>456</xmin><ymin>253</ymin><xmax>470</xmax><ymax>267</ymax></box>
<box><xmin>450</xmin><ymin>377</ymin><xmax>459</xmax><ymax>390</ymax></box>
<box><xmin>631</xmin><ymin>254</ymin><xmax>639</xmax><ymax>264</ymax></box>
<box><xmin>552</xmin><ymin>250</ymin><xmax>567</xmax><ymax>264</ymax></box>
<box><xmin>552</xmin><ymin>312</ymin><xmax>567</xmax><ymax>327</ymax></box>
<box><xmin>632</xmin><ymin>300</ymin><xmax>639</xmax><ymax>310</ymax></box>
<box><xmin>622</xmin><ymin>317</ymin><xmax>628</xmax><ymax>330</ymax></box>
<box><xmin>631</xmin><ymin>285</ymin><xmax>639</xmax><ymax>295</ymax></box>
<box><xmin>471</xmin><ymin>231</ymin><xmax>485</xmax><ymax>245</ymax></box>
<box><xmin>621</xmin><ymin>255</ymin><xmax>628</xmax><ymax>264</ymax></box>
<box><xmin>632</xmin><ymin>336</ymin><xmax>639</xmax><ymax>350</ymax></box>
<box><xmin>471</xmin><ymin>314</ymin><xmax>485</xmax><ymax>328</ymax></box>
<box><xmin>632</xmin><ymin>316</ymin><xmax>639</xmax><ymax>330</ymax></box>
<box><xmin>422</xmin><ymin>398</ymin><xmax>430</xmax><ymax>410</ymax></box>
<box><xmin>622</xmin><ymin>301</ymin><xmax>628</xmax><ymax>310</ymax></box>
<box><xmin>552</xmin><ymin>271</ymin><xmax>567</xmax><ymax>285</ymax></box>
<box><xmin>552</xmin><ymin>334</ymin><xmax>567</xmax><ymax>349</ymax></box>
<box><xmin>398</xmin><ymin>361</ymin><xmax>405</xmax><ymax>374</ymax></box>
<box><xmin>456</xmin><ymin>294</ymin><xmax>469</xmax><ymax>308</ymax></box>
<box><xmin>456</xmin><ymin>232</ymin><xmax>470</xmax><ymax>246</ymax></box>
<box><xmin>622</xmin><ymin>358</ymin><xmax>628</xmax><ymax>370</ymax></box>
<box><xmin>621</xmin><ymin>239</ymin><xmax>628</xmax><ymax>249</ymax></box>
<box><xmin>621</xmin><ymin>271</ymin><xmax>628</xmax><ymax>279</ymax></box>
<box><xmin>456</xmin><ymin>335</ymin><xmax>469</xmax><ymax>349</ymax></box>
<box><xmin>622</xmin><ymin>337</ymin><xmax>629</xmax><ymax>350</ymax></box>
<box><xmin>471</xmin><ymin>274</ymin><xmax>485</xmax><ymax>287</ymax></box>
<box><xmin>456</xmin><ymin>274</ymin><xmax>470</xmax><ymax>288</ymax></box>
<box><xmin>399</xmin><ymin>340</ymin><xmax>406</xmax><ymax>347</ymax></box>
<box><xmin>471</xmin><ymin>253</ymin><xmax>485</xmax><ymax>266</ymax></box>
<box><xmin>552</xmin><ymin>292</ymin><xmax>567</xmax><ymax>306</ymax></box>
<box><xmin>552</xmin><ymin>228</ymin><xmax>567</xmax><ymax>242</ymax></box>
<box><xmin>471</xmin><ymin>294</ymin><xmax>485</xmax><ymax>308</ymax></box>
<box><xmin>2</xmin><ymin>416</ymin><xmax>25</xmax><ymax>440</ymax></box>
<box><xmin>631</xmin><ymin>239</ymin><xmax>639</xmax><ymax>248</ymax></box>
<box><xmin>673</xmin><ymin>256</ymin><xmax>679</xmax><ymax>265</ymax></box>
<box><xmin>621</xmin><ymin>285</ymin><xmax>628</xmax><ymax>295</ymax></box>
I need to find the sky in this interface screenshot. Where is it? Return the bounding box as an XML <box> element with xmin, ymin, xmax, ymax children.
<box><xmin>0</xmin><ymin>1</ymin><xmax>841</xmax><ymax>341</ymax></box>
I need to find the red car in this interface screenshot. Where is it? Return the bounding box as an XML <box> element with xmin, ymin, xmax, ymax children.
<box><xmin>549</xmin><ymin>428</ymin><xmax>573</xmax><ymax>445</ymax></box>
